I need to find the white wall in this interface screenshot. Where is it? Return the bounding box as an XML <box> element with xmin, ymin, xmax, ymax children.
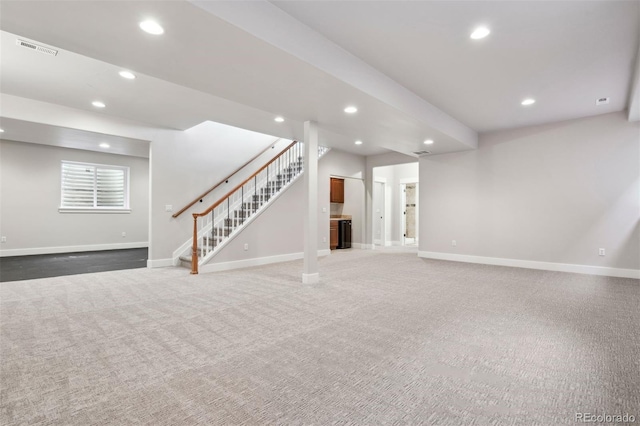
<box><xmin>0</xmin><ymin>140</ymin><xmax>149</xmax><ymax>255</ymax></box>
<box><xmin>419</xmin><ymin>112</ymin><xmax>640</xmax><ymax>276</ymax></box>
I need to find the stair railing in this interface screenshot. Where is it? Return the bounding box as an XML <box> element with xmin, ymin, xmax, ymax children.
<box><xmin>190</xmin><ymin>140</ymin><xmax>301</xmax><ymax>274</ymax></box>
<box><xmin>172</xmin><ymin>139</ymin><xmax>282</xmax><ymax>219</ymax></box>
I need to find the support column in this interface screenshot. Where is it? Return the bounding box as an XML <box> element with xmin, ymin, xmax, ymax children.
<box><xmin>302</xmin><ymin>121</ymin><xmax>319</xmax><ymax>284</ymax></box>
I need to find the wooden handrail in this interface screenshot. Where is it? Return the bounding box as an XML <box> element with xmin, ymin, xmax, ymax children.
<box><xmin>193</xmin><ymin>140</ymin><xmax>298</xmax><ymax>218</ymax></box>
<box><xmin>172</xmin><ymin>139</ymin><xmax>282</xmax><ymax>218</ymax></box>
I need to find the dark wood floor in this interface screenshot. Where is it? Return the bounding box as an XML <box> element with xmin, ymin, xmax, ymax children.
<box><xmin>0</xmin><ymin>248</ymin><xmax>148</xmax><ymax>282</ymax></box>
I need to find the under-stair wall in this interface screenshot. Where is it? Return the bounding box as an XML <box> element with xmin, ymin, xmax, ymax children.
<box><xmin>199</xmin><ymin>168</ymin><xmax>307</xmax><ymax>272</ymax></box>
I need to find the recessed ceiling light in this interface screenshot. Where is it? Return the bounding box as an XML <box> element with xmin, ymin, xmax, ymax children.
<box><xmin>470</xmin><ymin>26</ymin><xmax>490</xmax><ymax>40</ymax></box>
<box><xmin>139</xmin><ymin>20</ymin><xmax>164</xmax><ymax>35</ymax></box>
<box><xmin>0</xmin><ymin>129</ymin><xmax>4</xmax><ymax>133</ymax></box>
<box><xmin>92</xmin><ymin>101</ymin><xmax>106</xmax><ymax>108</ymax></box>
<box><xmin>99</xmin><ymin>143</ymin><xmax>110</xmax><ymax>149</ymax></box>
<box><xmin>344</xmin><ymin>106</ymin><xmax>358</xmax><ymax>114</ymax></box>
<box><xmin>521</xmin><ymin>98</ymin><xmax>536</xmax><ymax>106</ymax></box>
<box><xmin>424</xmin><ymin>139</ymin><xmax>434</xmax><ymax>145</ymax></box>
<box><xmin>274</xmin><ymin>116</ymin><xmax>284</xmax><ymax>123</ymax></box>
<box><xmin>119</xmin><ymin>71</ymin><xmax>136</xmax><ymax>79</ymax></box>
<box><xmin>355</xmin><ymin>140</ymin><xmax>363</xmax><ymax>145</ymax></box>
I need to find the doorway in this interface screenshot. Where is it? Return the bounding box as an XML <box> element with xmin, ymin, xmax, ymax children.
<box><xmin>401</xmin><ymin>182</ymin><xmax>418</xmax><ymax>246</ymax></box>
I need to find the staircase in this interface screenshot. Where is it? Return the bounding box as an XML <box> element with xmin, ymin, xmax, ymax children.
<box><xmin>178</xmin><ymin>141</ymin><xmax>329</xmax><ymax>273</ymax></box>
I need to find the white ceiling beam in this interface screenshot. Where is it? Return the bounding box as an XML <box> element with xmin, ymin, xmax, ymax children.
<box><xmin>189</xmin><ymin>0</ymin><xmax>478</xmax><ymax>149</ymax></box>
<box><xmin>0</xmin><ymin>94</ymin><xmax>157</xmax><ymax>142</ymax></box>
<box><xmin>628</xmin><ymin>46</ymin><xmax>640</xmax><ymax>122</ymax></box>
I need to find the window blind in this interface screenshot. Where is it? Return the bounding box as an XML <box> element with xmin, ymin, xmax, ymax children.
<box><xmin>61</xmin><ymin>162</ymin><xmax>128</xmax><ymax>209</ymax></box>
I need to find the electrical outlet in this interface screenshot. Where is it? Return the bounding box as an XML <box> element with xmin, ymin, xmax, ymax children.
<box><xmin>322</xmin><ymin>237</ymin><xmax>327</xmax><ymax>243</ymax></box>
<box><xmin>451</xmin><ymin>240</ymin><xmax>457</xmax><ymax>247</ymax></box>
<box><xmin>599</xmin><ymin>248</ymin><xmax>605</xmax><ymax>256</ymax></box>
<box><xmin>122</xmin><ymin>232</ymin><xmax>126</xmax><ymax>238</ymax></box>
<box><xmin>1</xmin><ymin>236</ymin><xmax>6</xmax><ymax>243</ymax></box>
<box><xmin>165</xmin><ymin>205</ymin><xmax>173</xmax><ymax>212</ymax></box>
<box><xmin>244</xmin><ymin>243</ymin><xmax>249</xmax><ymax>251</ymax></box>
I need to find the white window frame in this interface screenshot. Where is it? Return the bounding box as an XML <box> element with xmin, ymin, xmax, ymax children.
<box><xmin>59</xmin><ymin>160</ymin><xmax>131</xmax><ymax>213</ymax></box>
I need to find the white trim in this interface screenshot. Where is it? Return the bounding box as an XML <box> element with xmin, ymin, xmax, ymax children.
<box><xmin>198</xmin><ymin>249</ymin><xmax>330</xmax><ymax>274</ymax></box>
<box><xmin>60</xmin><ymin>160</ymin><xmax>130</xmax><ymax>210</ymax></box>
<box><xmin>374</xmin><ymin>176</ymin><xmax>387</xmax><ymax>183</ymax></box>
<box><xmin>329</xmin><ymin>174</ymin><xmax>364</xmax><ymax>181</ymax></box>
<box><xmin>351</xmin><ymin>243</ymin><xmax>365</xmax><ymax>249</ymax></box>
<box><xmin>0</xmin><ymin>242</ymin><xmax>148</xmax><ymax>257</ymax></box>
<box><xmin>147</xmin><ymin>258</ymin><xmax>175</xmax><ymax>268</ymax></box>
<box><xmin>302</xmin><ymin>273</ymin><xmax>319</xmax><ymax>284</ymax></box>
<box><xmin>360</xmin><ymin>243</ymin><xmax>375</xmax><ymax>250</ymax></box>
<box><xmin>399</xmin><ymin>177</ymin><xmax>419</xmax><ymax>184</ymax></box>
<box><xmin>417</xmin><ymin>251</ymin><xmax>640</xmax><ymax>280</ymax></box>
<box><xmin>58</xmin><ymin>208</ymin><xmax>131</xmax><ymax>214</ymax></box>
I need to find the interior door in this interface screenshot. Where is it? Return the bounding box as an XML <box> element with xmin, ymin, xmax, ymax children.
<box><xmin>373</xmin><ymin>181</ymin><xmax>385</xmax><ymax>245</ymax></box>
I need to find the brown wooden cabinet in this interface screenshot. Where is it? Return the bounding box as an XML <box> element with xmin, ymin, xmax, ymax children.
<box><xmin>330</xmin><ymin>220</ymin><xmax>339</xmax><ymax>250</ymax></box>
<box><xmin>330</xmin><ymin>177</ymin><xmax>344</xmax><ymax>203</ymax></box>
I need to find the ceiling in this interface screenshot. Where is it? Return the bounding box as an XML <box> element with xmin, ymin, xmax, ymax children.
<box><xmin>0</xmin><ymin>1</ymin><xmax>638</xmax><ymax>158</ymax></box>
<box><xmin>273</xmin><ymin>0</ymin><xmax>639</xmax><ymax>132</ymax></box>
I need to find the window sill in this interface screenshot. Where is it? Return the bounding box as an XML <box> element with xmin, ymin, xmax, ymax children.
<box><xmin>58</xmin><ymin>208</ymin><xmax>131</xmax><ymax>214</ymax></box>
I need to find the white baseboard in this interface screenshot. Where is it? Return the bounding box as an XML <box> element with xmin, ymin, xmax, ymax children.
<box><xmin>418</xmin><ymin>251</ymin><xmax>640</xmax><ymax>279</ymax></box>
<box><xmin>199</xmin><ymin>249</ymin><xmax>330</xmax><ymax>274</ymax></box>
<box><xmin>0</xmin><ymin>242</ymin><xmax>148</xmax><ymax>258</ymax></box>
<box><xmin>351</xmin><ymin>243</ymin><xmax>366</xmax><ymax>249</ymax></box>
<box><xmin>360</xmin><ymin>244</ymin><xmax>375</xmax><ymax>250</ymax></box>
<box><xmin>302</xmin><ymin>273</ymin><xmax>319</xmax><ymax>284</ymax></box>
<box><xmin>147</xmin><ymin>258</ymin><xmax>176</xmax><ymax>268</ymax></box>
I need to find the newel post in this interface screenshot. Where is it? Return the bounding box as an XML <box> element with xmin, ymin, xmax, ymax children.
<box><xmin>191</xmin><ymin>214</ymin><xmax>199</xmax><ymax>275</ymax></box>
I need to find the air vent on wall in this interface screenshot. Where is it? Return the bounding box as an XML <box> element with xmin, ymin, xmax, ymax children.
<box><xmin>412</xmin><ymin>150</ymin><xmax>431</xmax><ymax>156</ymax></box>
<box><xmin>16</xmin><ymin>39</ymin><xmax>58</xmax><ymax>56</ymax></box>
<box><xmin>596</xmin><ymin>97</ymin><xmax>610</xmax><ymax>106</ymax></box>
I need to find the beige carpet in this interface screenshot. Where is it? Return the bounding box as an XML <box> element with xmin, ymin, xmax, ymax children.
<box><xmin>1</xmin><ymin>250</ymin><xmax>638</xmax><ymax>425</ymax></box>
